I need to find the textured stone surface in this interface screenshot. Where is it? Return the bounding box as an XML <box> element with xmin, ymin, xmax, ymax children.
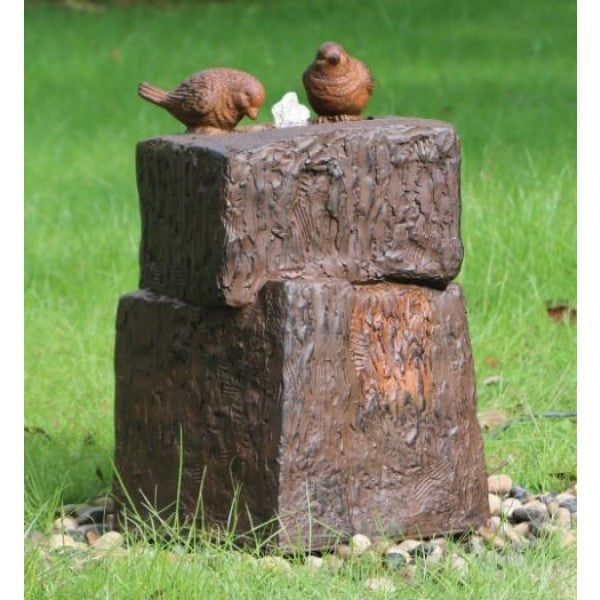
<box><xmin>137</xmin><ymin>117</ymin><xmax>463</xmax><ymax>307</ymax></box>
<box><xmin>114</xmin><ymin>280</ymin><xmax>487</xmax><ymax>548</ymax></box>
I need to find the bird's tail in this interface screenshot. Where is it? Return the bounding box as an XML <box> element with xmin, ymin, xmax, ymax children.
<box><xmin>138</xmin><ymin>82</ymin><xmax>168</xmax><ymax>106</ymax></box>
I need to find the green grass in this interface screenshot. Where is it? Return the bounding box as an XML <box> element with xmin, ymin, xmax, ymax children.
<box><xmin>25</xmin><ymin>0</ymin><xmax>576</xmax><ymax>597</ymax></box>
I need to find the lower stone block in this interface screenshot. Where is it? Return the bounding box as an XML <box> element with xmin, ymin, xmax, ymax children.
<box><xmin>114</xmin><ymin>281</ymin><xmax>488</xmax><ymax>548</ymax></box>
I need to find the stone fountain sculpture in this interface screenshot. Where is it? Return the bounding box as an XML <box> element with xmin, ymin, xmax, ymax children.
<box><xmin>115</xmin><ymin>44</ymin><xmax>489</xmax><ymax>549</ymax></box>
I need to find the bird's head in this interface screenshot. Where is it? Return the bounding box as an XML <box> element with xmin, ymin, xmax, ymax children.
<box><xmin>315</xmin><ymin>42</ymin><xmax>348</xmax><ymax>68</ymax></box>
<box><xmin>235</xmin><ymin>79</ymin><xmax>266</xmax><ymax>120</ymax></box>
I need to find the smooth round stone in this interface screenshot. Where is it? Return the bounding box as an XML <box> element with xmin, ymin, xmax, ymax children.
<box><xmin>540</xmin><ymin>493</ymin><xmax>558</xmax><ymax>506</ymax></box>
<box><xmin>54</xmin><ymin>516</ymin><xmax>78</xmax><ymax>531</ymax></box>
<box><xmin>93</xmin><ymin>497</ymin><xmax>115</xmax><ymax>513</ymax></box>
<box><xmin>488</xmin><ymin>474</ymin><xmax>513</xmax><ymax>496</ymax></box>
<box><xmin>351</xmin><ymin>533</ymin><xmax>372</xmax><ymax>555</ymax></box>
<box><xmin>462</xmin><ymin>536</ymin><xmax>485</xmax><ymax>556</ymax></box>
<box><xmin>430</xmin><ymin>537</ymin><xmax>448</xmax><ymax>550</ymax></box>
<box><xmin>500</xmin><ymin>523</ymin><xmax>526</xmax><ymax>547</ymax></box>
<box><xmin>509</xmin><ymin>485</ymin><xmax>530</xmax><ymax>501</ymax></box>
<box><xmin>398</xmin><ymin>539</ymin><xmax>421</xmax><ymax>554</ymax></box>
<box><xmin>488</xmin><ymin>494</ymin><xmax>502</xmax><ymax>517</ymax></box>
<box><xmin>365</xmin><ymin>577</ymin><xmax>396</xmax><ymax>593</ymax></box>
<box><xmin>554</xmin><ymin>507</ymin><xmax>572</xmax><ymax>529</ymax></box>
<box><xmin>91</xmin><ymin>531</ymin><xmax>123</xmax><ymax>551</ymax></box>
<box><xmin>48</xmin><ymin>533</ymin><xmax>78</xmax><ymax>550</ymax></box>
<box><xmin>424</xmin><ymin>545</ymin><xmax>444</xmax><ymax>564</ymax></box>
<box><xmin>54</xmin><ymin>504</ymin><xmax>81</xmax><ymax>518</ymax></box>
<box><xmin>336</xmin><ymin>544</ymin><xmax>352</xmax><ymax>559</ymax></box>
<box><xmin>76</xmin><ymin>506</ymin><xmax>108</xmax><ymax>526</ymax></box>
<box><xmin>559</xmin><ymin>531</ymin><xmax>577</xmax><ymax>548</ymax></box>
<box><xmin>558</xmin><ymin>498</ymin><xmax>577</xmax><ymax>513</ymax></box>
<box><xmin>257</xmin><ymin>556</ymin><xmax>292</xmax><ymax>574</ymax></box>
<box><xmin>408</xmin><ymin>541</ymin><xmax>440</xmax><ymax>561</ymax></box>
<box><xmin>511</xmin><ymin>502</ymin><xmax>548</xmax><ymax>524</ymax></box>
<box><xmin>305</xmin><ymin>555</ymin><xmax>323</xmax><ymax>572</ymax></box>
<box><xmin>501</xmin><ymin>497</ymin><xmax>522</xmax><ymax>518</ymax></box>
<box><xmin>478</xmin><ymin>520</ymin><xmax>505</xmax><ymax>550</ymax></box>
<box><xmin>384</xmin><ymin>546</ymin><xmax>411</xmax><ymax>568</ymax></box>
<box><xmin>512</xmin><ymin>522</ymin><xmax>531</xmax><ymax>538</ymax></box>
<box><xmin>63</xmin><ymin>529</ymin><xmax>87</xmax><ymax>543</ymax></box>
<box><xmin>450</xmin><ymin>554</ymin><xmax>468</xmax><ymax>576</ymax></box>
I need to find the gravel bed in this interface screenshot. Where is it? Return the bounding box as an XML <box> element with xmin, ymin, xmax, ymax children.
<box><xmin>25</xmin><ymin>476</ymin><xmax>576</xmax><ymax>589</ymax></box>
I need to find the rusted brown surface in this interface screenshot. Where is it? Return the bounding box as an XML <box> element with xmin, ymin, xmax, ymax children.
<box><xmin>114</xmin><ymin>281</ymin><xmax>488</xmax><ymax>548</ymax></box>
<box><xmin>138</xmin><ymin>68</ymin><xmax>265</xmax><ymax>134</ymax></box>
<box><xmin>303</xmin><ymin>41</ymin><xmax>374</xmax><ymax>119</ymax></box>
<box><xmin>137</xmin><ymin>117</ymin><xmax>463</xmax><ymax>308</ymax></box>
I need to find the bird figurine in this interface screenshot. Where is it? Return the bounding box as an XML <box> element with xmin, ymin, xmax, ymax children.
<box><xmin>302</xmin><ymin>41</ymin><xmax>374</xmax><ymax>122</ymax></box>
<box><xmin>138</xmin><ymin>68</ymin><xmax>266</xmax><ymax>134</ymax></box>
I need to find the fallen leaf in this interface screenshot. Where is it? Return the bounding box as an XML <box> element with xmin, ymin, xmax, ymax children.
<box><xmin>484</xmin><ymin>356</ymin><xmax>500</xmax><ymax>368</ymax></box>
<box><xmin>546</xmin><ymin>303</ymin><xmax>576</xmax><ymax>324</ymax></box>
<box><xmin>483</xmin><ymin>375</ymin><xmax>503</xmax><ymax>385</ymax></box>
<box><xmin>478</xmin><ymin>410</ymin><xmax>509</xmax><ymax>431</ymax></box>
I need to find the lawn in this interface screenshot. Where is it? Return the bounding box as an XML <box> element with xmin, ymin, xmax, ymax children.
<box><xmin>24</xmin><ymin>0</ymin><xmax>576</xmax><ymax>597</ymax></box>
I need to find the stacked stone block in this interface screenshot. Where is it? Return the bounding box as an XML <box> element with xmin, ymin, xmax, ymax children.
<box><xmin>114</xmin><ymin>117</ymin><xmax>489</xmax><ymax>548</ymax></box>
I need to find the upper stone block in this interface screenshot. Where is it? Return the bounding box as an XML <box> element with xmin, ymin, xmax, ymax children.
<box><xmin>137</xmin><ymin>117</ymin><xmax>463</xmax><ymax>307</ymax></box>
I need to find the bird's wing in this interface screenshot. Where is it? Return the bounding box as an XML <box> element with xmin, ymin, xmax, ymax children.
<box><xmin>168</xmin><ymin>77</ymin><xmax>216</xmax><ymax>116</ymax></box>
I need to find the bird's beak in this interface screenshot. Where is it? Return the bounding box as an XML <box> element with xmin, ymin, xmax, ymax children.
<box><xmin>246</xmin><ymin>106</ymin><xmax>259</xmax><ymax>120</ymax></box>
<box><xmin>327</xmin><ymin>54</ymin><xmax>340</xmax><ymax>65</ymax></box>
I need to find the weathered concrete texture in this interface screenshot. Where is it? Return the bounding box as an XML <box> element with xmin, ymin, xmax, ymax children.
<box><xmin>137</xmin><ymin>117</ymin><xmax>463</xmax><ymax>308</ymax></box>
<box><xmin>114</xmin><ymin>281</ymin><xmax>488</xmax><ymax>548</ymax></box>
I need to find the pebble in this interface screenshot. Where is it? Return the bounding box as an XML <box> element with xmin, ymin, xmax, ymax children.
<box><xmin>384</xmin><ymin>546</ymin><xmax>411</xmax><ymax>568</ymax></box>
<box><xmin>558</xmin><ymin>498</ymin><xmax>577</xmax><ymax>513</ymax></box>
<box><xmin>48</xmin><ymin>533</ymin><xmax>78</xmax><ymax>550</ymax></box>
<box><xmin>398</xmin><ymin>539</ymin><xmax>421</xmax><ymax>554</ymax></box>
<box><xmin>511</xmin><ymin>502</ymin><xmax>548</xmax><ymax>524</ymax></box>
<box><xmin>449</xmin><ymin>553</ymin><xmax>468</xmax><ymax>577</ymax></box>
<box><xmin>500</xmin><ymin>523</ymin><xmax>527</xmax><ymax>547</ymax></box>
<box><xmin>54</xmin><ymin>504</ymin><xmax>82</xmax><ymax>518</ymax></box>
<box><xmin>462</xmin><ymin>536</ymin><xmax>485</xmax><ymax>556</ymax></box>
<box><xmin>305</xmin><ymin>555</ymin><xmax>323</xmax><ymax>572</ymax></box>
<box><xmin>478</xmin><ymin>519</ymin><xmax>505</xmax><ymax>550</ymax></box>
<box><xmin>553</xmin><ymin>507</ymin><xmax>572</xmax><ymax>529</ymax></box>
<box><xmin>512</xmin><ymin>522</ymin><xmax>531</xmax><ymax>538</ymax></box>
<box><xmin>408</xmin><ymin>541</ymin><xmax>441</xmax><ymax>563</ymax></box>
<box><xmin>483</xmin><ymin>375</ymin><xmax>503</xmax><ymax>385</ymax></box>
<box><xmin>91</xmin><ymin>531</ymin><xmax>123</xmax><ymax>551</ymax></box>
<box><xmin>509</xmin><ymin>485</ymin><xmax>530</xmax><ymax>501</ymax></box>
<box><xmin>54</xmin><ymin>516</ymin><xmax>78</xmax><ymax>531</ymax></box>
<box><xmin>487</xmin><ymin>474</ymin><xmax>512</xmax><ymax>496</ymax></box>
<box><xmin>501</xmin><ymin>497</ymin><xmax>522</xmax><ymax>518</ymax></box>
<box><xmin>93</xmin><ymin>497</ymin><xmax>115</xmax><ymax>513</ymax></box>
<box><xmin>76</xmin><ymin>506</ymin><xmax>109</xmax><ymax>526</ymax></box>
<box><xmin>365</xmin><ymin>577</ymin><xmax>396</xmax><ymax>593</ymax></box>
<box><xmin>488</xmin><ymin>493</ymin><xmax>502</xmax><ymax>517</ymax></box>
<box><xmin>257</xmin><ymin>556</ymin><xmax>292</xmax><ymax>574</ymax></box>
<box><xmin>336</xmin><ymin>544</ymin><xmax>352</xmax><ymax>559</ymax></box>
<box><xmin>351</xmin><ymin>533</ymin><xmax>372</xmax><ymax>555</ymax></box>
<box><xmin>539</xmin><ymin>493</ymin><xmax>558</xmax><ymax>506</ymax></box>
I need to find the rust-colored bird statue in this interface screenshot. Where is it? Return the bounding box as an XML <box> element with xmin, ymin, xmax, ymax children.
<box><xmin>303</xmin><ymin>41</ymin><xmax>374</xmax><ymax>122</ymax></box>
<box><xmin>138</xmin><ymin>68</ymin><xmax>266</xmax><ymax>134</ymax></box>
